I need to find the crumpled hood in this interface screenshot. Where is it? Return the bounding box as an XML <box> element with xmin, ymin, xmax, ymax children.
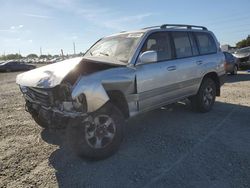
<box><xmin>16</xmin><ymin>57</ymin><xmax>83</xmax><ymax>88</ymax></box>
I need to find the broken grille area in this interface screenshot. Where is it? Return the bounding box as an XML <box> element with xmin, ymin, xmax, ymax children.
<box><xmin>26</xmin><ymin>87</ymin><xmax>51</xmax><ymax>107</ymax></box>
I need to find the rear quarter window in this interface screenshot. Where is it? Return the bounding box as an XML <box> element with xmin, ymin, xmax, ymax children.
<box><xmin>195</xmin><ymin>32</ymin><xmax>217</xmax><ymax>55</ymax></box>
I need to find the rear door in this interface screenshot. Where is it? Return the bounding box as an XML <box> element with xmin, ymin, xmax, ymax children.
<box><xmin>169</xmin><ymin>31</ymin><xmax>202</xmax><ymax>96</ymax></box>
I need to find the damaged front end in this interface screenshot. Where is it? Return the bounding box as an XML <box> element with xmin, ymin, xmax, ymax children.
<box><xmin>17</xmin><ymin>57</ymin><xmax>132</xmax><ymax>129</ymax></box>
<box><xmin>21</xmin><ymin>82</ymin><xmax>88</xmax><ymax>129</ymax></box>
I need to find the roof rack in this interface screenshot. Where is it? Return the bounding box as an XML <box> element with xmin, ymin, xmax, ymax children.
<box><xmin>142</xmin><ymin>24</ymin><xmax>207</xmax><ymax>31</ymax></box>
<box><xmin>142</xmin><ymin>25</ymin><xmax>161</xmax><ymax>30</ymax></box>
<box><xmin>161</xmin><ymin>24</ymin><xmax>207</xmax><ymax>30</ymax></box>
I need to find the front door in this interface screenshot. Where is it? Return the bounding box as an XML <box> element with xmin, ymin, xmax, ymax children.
<box><xmin>136</xmin><ymin>32</ymin><xmax>180</xmax><ymax>112</ymax></box>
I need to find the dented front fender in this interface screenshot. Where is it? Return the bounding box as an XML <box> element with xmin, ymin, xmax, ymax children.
<box><xmin>72</xmin><ymin>79</ymin><xmax>110</xmax><ymax>112</ymax></box>
<box><xmin>71</xmin><ymin>67</ymin><xmax>136</xmax><ymax>113</ymax></box>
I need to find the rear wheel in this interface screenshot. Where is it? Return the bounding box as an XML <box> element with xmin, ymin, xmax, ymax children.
<box><xmin>190</xmin><ymin>78</ymin><xmax>216</xmax><ymax>113</ymax></box>
<box><xmin>66</xmin><ymin>103</ymin><xmax>124</xmax><ymax>160</ymax></box>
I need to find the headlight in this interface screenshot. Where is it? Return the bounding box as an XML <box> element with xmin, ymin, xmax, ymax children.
<box><xmin>73</xmin><ymin>94</ymin><xmax>87</xmax><ymax>112</ymax></box>
<box><xmin>20</xmin><ymin>86</ymin><xmax>27</xmax><ymax>93</ymax></box>
<box><xmin>58</xmin><ymin>83</ymin><xmax>72</xmax><ymax>101</ymax></box>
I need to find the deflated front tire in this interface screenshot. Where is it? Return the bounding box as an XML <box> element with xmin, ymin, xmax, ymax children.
<box><xmin>66</xmin><ymin>102</ymin><xmax>124</xmax><ymax>160</ymax></box>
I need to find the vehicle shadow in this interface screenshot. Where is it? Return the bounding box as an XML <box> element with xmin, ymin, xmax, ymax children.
<box><xmin>41</xmin><ymin>99</ymin><xmax>250</xmax><ymax>188</ymax></box>
<box><xmin>226</xmin><ymin>71</ymin><xmax>250</xmax><ymax>83</ymax></box>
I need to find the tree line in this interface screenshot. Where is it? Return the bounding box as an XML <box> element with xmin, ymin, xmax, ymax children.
<box><xmin>236</xmin><ymin>35</ymin><xmax>250</xmax><ymax>48</ymax></box>
<box><xmin>0</xmin><ymin>54</ymin><xmax>58</xmax><ymax>61</ymax></box>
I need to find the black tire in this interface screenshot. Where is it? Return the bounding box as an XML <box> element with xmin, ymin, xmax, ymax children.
<box><xmin>66</xmin><ymin>102</ymin><xmax>124</xmax><ymax>160</ymax></box>
<box><xmin>190</xmin><ymin>78</ymin><xmax>216</xmax><ymax>113</ymax></box>
<box><xmin>32</xmin><ymin>114</ymin><xmax>49</xmax><ymax>129</ymax></box>
<box><xmin>231</xmin><ymin>65</ymin><xmax>238</xmax><ymax>75</ymax></box>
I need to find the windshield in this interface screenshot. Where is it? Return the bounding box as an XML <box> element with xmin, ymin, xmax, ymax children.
<box><xmin>84</xmin><ymin>32</ymin><xmax>144</xmax><ymax>64</ymax></box>
<box><xmin>235</xmin><ymin>47</ymin><xmax>250</xmax><ymax>54</ymax></box>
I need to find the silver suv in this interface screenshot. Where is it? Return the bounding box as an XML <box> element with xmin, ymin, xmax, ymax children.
<box><xmin>16</xmin><ymin>24</ymin><xmax>225</xmax><ymax>159</ymax></box>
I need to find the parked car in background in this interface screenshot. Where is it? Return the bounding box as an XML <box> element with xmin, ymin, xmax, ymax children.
<box><xmin>233</xmin><ymin>46</ymin><xmax>250</xmax><ymax>67</ymax></box>
<box><xmin>223</xmin><ymin>52</ymin><xmax>239</xmax><ymax>75</ymax></box>
<box><xmin>0</xmin><ymin>61</ymin><xmax>36</xmax><ymax>72</ymax></box>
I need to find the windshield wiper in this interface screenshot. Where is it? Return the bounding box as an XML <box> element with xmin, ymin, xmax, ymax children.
<box><xmin>99</xmin><ymin>52</ymin><xmax>109</xmax><ymax>56</ymax></box>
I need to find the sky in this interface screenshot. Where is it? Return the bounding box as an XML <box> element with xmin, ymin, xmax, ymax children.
<box><xmin>0</xmin><ymin>0</ymin><xmax>250</xmax><ymax>56</ymax></box>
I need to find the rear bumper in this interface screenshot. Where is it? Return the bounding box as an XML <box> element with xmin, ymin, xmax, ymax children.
<box><xmin>224</xmin><ymin>64</ymin><xmax>234</xmax><ymax>73</ymax></box>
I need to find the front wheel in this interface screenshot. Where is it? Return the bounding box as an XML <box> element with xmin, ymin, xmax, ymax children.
<box><xmin>66</xmin><ymin>103</ymin><xmax>124</xmax><ymax>160</ymax></box>
<box><xmin>190</xmin><ymin>78</ymin><xmax>216</xmax><ymax>113</ymax></box>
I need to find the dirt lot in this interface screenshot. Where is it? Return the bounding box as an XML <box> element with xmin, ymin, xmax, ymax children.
<box><xmin>0</xmin><ymin>71</ymin><xmax>250</xmax><ymax>188</ymax></box>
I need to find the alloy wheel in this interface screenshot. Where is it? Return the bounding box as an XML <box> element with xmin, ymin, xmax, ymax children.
<box><xmin>84</xmin><ymin>115</ymin><xmax>116</xmax><ymax>149</ymax></box>
<box><xmin>203</xmin><ymin>86</ymin><xmax>214</xmax><ymax>107</ymax></box>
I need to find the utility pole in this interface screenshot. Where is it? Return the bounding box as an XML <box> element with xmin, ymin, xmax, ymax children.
<box><xmin>61</xmin><ymin>49</ymin><xmax>64</xmax><ymax>58</ymax></box>
<box><xmin>18</xmin><ymin>49</ymin><xmax>21</xmax><ymax>60</ymax></box>
<box><xmin>73</xmin><ymin>42</ymin><xmax>76</xmax><ymax>55</ymax></box>
<box><xmin>40</xmin><ymin>47</ymin><xmax>42</xmax><ymax>56</ymax></box>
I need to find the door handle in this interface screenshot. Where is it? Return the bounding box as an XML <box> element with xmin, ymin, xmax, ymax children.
<box><xmin>167</xmin><ymin>66</ymin><xmax>176</xmax><ymax>71</ymax></box>
<box><xmin>196</xmin><ymin>60</ymin><xmax>203</xmax><ymax>65</ymax></box>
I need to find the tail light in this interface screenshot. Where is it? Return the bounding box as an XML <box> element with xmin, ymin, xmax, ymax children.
<box><xmin>224</xmin><ymin>61</ymin><xmax>227</xmax><ymax>71</ymax></box>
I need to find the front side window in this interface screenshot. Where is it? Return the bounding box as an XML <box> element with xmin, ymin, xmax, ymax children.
<box><xmin>172</xmin><ymin>32</ymin><xmax>193</xmax><ymax>58</ymax></box>
<box><xmin>85</xmin><ymin>32</ymin><xmax>144</xmax><ymax>64</ymax></box>
<box><xmin>195</xmin><ymin>32</ymin><xmax>217</xmax><ymax>55</ymax></box>
<box><xmin>141</xmin><ymin>32</ymin><xmax>172</xmax><ymax>61</ymax></box>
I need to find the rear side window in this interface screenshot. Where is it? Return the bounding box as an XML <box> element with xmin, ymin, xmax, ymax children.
<box><xmin>141</xmin><ymin>32</ymin><xmax>172</xmax><ymax>61</ymax></box>
<box><xmin>195</xmin><ymin>32</ymin><xmax>217</xmax><ymax>55</ymax></box>
<box><xmin>172</xmin><ymin>32</ymin><xmax>192</xmax><ymax>58</ymax></box>
<box><xmin>188</xmin><ymin>33</ymin><xmax>199</xmax><ymax>56</ymax></box>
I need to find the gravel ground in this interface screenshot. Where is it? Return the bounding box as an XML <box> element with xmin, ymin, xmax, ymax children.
<box><xmin>0</xmin><ymin>71</ymin><xmax>250</xmax><ymax>188</ymax></box>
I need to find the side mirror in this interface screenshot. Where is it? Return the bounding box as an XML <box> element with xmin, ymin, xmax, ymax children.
<box><xmin>138</xmin><ymin>51</ymin><xmax>157</xmax><ymax>64</ymax></box>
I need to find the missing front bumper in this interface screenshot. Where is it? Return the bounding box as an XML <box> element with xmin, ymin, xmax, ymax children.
<box><xmin>25</xmin><ymin>101</ymin><xmax>88</xmax><ymax>129</ymax></box>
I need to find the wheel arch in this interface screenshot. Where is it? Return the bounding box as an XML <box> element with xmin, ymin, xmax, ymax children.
<box><xmin>107</xmin><ymin>90</ymin><xmax>130</xmax><ymax>119</ymax></box>
<box><xmin>202</xmin><ymin>72</ymin><xmax>221</xmax><ymax>96</ymax></box>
